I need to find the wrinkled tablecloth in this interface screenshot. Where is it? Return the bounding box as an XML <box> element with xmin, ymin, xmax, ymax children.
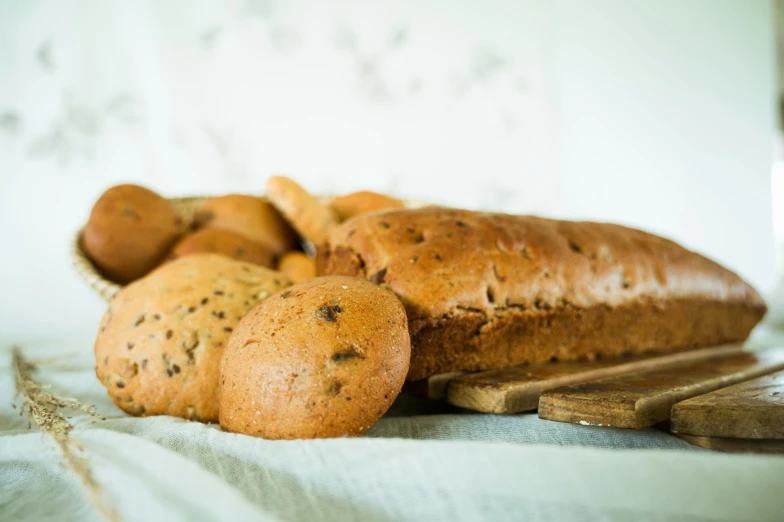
<box><xmin>2</xmin><ymin>336</ymin><xmax>784</xmax><ymax>522</ymax></box>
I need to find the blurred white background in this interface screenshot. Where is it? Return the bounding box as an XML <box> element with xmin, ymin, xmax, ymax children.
<box><xmin>0</xmin><ymin>0</ymin><xmax>778</xmax><ymax>340</ymax></box>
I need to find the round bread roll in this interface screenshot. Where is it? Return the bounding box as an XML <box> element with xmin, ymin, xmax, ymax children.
<box><xmin>330</xmin><ymin>191</ymin><xmax>404</xmax><ymax>222</ymax></box>
<box><xmin>167</xmin><ymin>229</ymin><xmax>275</xmax><ymax>268</ymax></box>
<box><xmin>220</xmin><ymin>275</ymin><xmax>410</xmax><ymax>439</ymax></box>
<box><xmin>82</xmin><ymin>184</ymin><xmax>187</xmax><ymax>284</ymax></box>
<box><xmin>193</xmin><ymin>194</ymin><xmax>299</xmax><ymax>256</ymax></box>
<box><xmin>265</xmin><ymin>176</ymin><xmax>340</xmax><ymax>246</ymax></box>
<box><xmin>95</xmin><ymin>254</ymin><xmax>291</xmax><ymax>422</ymax></box>
<box><xmin>276</xmin><ymin>251</ymin><xmax>316</xmax><ymax>283</ymax></box>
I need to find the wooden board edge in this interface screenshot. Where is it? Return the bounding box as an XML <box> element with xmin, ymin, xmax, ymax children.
<box><xmin>675</xmin><ymin>434</ymin><xmax>784</xmax><ymax>454</ymax></box>
<box><xmin>538</xmin><ymin>395</ymin><xmax>642</xmax><ymax>429</ymax></box>
<box><xmin>446</xmin><ymin>343</ymin><xmax>749</xmax><ymax>415</ymax></box>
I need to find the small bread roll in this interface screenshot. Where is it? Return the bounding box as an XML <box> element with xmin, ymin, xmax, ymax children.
<box><xmin>330</xmin><ymin>191</ymin><xmax>404</xmax><ymax>222</ymax></box>
<box><xmin>265</xmin><ymin>176</ymin><xmax>339</xmax><ymax>246</ymax></box>
<box><xmin>277</xmin><ymin>251</ymin><xmax>316</xmax><ymax>283</ymax></box>
<box><xmin>95</xmin><ymin>254</ymin><xmax>291</xmax><ymax>422</ymax></box>
<box><xmin>193</xmin><ymin>194</ymin><xmax>299</xmax><ymax>256</ymax></box>
<box><xmin>220</xmin><ymin>276</ymin><xmax>410</xmax><ymax>439</ymax></box>
<box><xmin>167</xmin><ymin>229</ymin><xmax>274</xmax><ymax>268</ymax></box>
<box><xmin>82</xmin><ymin>184</ymin><xmax>187</xmax><ymax>284</ymax></box>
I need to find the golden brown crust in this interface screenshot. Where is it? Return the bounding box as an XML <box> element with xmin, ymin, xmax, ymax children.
<box><xmin>330</xmin><ymin>191</ymin><xmax>404</xmax><ymax>222</ymax></box>
<box><xmin>265</xmin><ymin>176</ymin><xmax>340</xmax><ymax>245</ymax></box>
<box><xmin>167</xmin><ymin>229</ymin><xmax>275</xmax><ymax>268</ymax></box>
<box><xmin>95</xmin><ymin>254</ymin><xmax>291</xmax><ymax>422</ymax></box>
<box><xmin>82</xmin><ymin>184</ymin><xmax>187</xmax><ymax>284</ymax></box>
<box><xmin>276</xmin><ymin>251</ymin><xmax>316</xmax><ymax>283</ymax></box>
<box><xmin>219</xmin><ymin>276</ymin><xmax>410</xmax><ymax>439</ymax></box>
<box><xmin>319</xmin><ymin>208</ymin><xmax>767</xmax><ymax>380</ymax></box>
<box><xmin>193</xmin><ymin>194</ymin><xmax>299</xmax><ymax>256</ymax></box>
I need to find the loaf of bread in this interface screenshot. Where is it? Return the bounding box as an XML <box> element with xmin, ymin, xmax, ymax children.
<box><xmin>318</xmin><ymin>208</ymin><xmax>767</xmax><ymax>381</ymax></box>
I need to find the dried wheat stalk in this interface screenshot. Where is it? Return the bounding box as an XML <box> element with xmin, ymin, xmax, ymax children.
<box><xmin>12</xmin><ymin>346</ymin><xmax>121</xmax><ymax>522</ymax></box>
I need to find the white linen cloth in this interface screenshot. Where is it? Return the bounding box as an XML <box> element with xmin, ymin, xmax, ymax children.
<box><xmin>2</xmin><ymin>337</ymin><xmax>784</xmax><ymax>522</ymax></box>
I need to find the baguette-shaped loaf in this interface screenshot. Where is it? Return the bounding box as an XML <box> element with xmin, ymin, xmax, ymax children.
<box><xmin>318</xmin><ymin>208</ymin><xmax>766</xmax><ymax>381</ymax></box>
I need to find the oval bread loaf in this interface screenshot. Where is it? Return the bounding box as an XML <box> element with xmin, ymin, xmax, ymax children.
<box><xmin>319</xmin><ymin>207</ymin><xmax>767</xmax><ymax>380</ymax></box>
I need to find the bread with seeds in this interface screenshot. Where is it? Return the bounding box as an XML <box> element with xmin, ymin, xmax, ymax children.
<box><xmin>220</xmin><ymin>276</ymin><xmax>410</xmax><ymax>439</ymax></box>
<box><xmin>318</xmin><ymin>207</ymin><xmax>767</xmax><ymax>380</ymax></box>
<box><xmin>95</xmin><ymin>254</ymin><xmax>291</xmax><ymax>422</ymax></box>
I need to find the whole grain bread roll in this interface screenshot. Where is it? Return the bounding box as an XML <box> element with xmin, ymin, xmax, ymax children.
<box><xmin>220</xmin><ymin>276</ymin><xmax>410</xmax><ymax>439</ymax></box>
<box><xmin>318</xmin><ymin>208</ymin><xmax>767</xmax><ymax>381</ymax></box>
<box><xmin>95</xmin><ymin>254</ymin><xmax>291</xmax><ymax>422</ymax></box>
<box><xmin>82</xmin><ymin>184</ymin><xmax>187</xmax><ymax>284</ymax></box>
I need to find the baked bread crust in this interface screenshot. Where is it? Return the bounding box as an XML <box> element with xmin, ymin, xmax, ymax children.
<box><xmin>219</xmin><ymin>276</ymin><xmax>410</xmax><ymax>439</ymax></box>
<box><xmin>82</xmin><ymin>184</ymin><xmax>187</xmax><ymax>284</ymax></box>
<box><xmin>95</xmin><ymin>254</ymin><xmax>291</xmax><ymax>422</ymax></box>
<box><xmin>318</xmin><ymin>208</ymin><xmax>767</xmax><ymax>380</ymax></box>
<box><xmin>193</xmin><ymin>194</ymin><xmax>299</xmax><ymax>256</ymax></box>
<box><xmin>276</xmin><ymin>251</ymin><xmax>316</xmax><ymax>283</ymax></box>
<box><xmin>167</xmin><ymin>229</ymin><xmax>275</xmax><ymax>268</ymax></box>
<box><xmin>265</xmin><ymin>176</ymin><xmax>340</xmax><ymax>245</ymax></box>
<box><xmin>330</xmin><ymin>191</ymin><xmax>405</xmax><ymax>222</ymax></box>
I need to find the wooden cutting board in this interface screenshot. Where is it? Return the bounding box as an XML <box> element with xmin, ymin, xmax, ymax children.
<box><xmin>538</xmin><ymin>348</ymin><xmax>784</xmax><ymax>429</ymax></box>
<box><xmin>444</xmin><ymin>344</ymin><xmax>745</xmax><ymax>414</ymax></box>
<box><xmin>403</xmin><ymin>343</ymin><xmax>784</xmax><ymax>448</ymax></box>
<box><xmin>670</xmin><ymin>370</ymin><xmax>784</xmax><ymax>439</ymax></box>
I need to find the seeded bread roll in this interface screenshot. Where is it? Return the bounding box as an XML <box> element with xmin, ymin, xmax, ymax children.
<box><xmin>167</xmin><ymin>229</ymin><xmax>275</xmax><ymax>268</ymax></box>
<box><xmin>193</xmin><ymin>194</ymin><xmax>299</xmax><ymax>256</ymax></box>
<box><xmin>318</xmin><ymin>208</ymin><xmax>767</xmax><ymax>381</ymax></box>
<box><xmin>95</xmin><ymin>254</ymin><xmax>291</xmax><ymax>422</ymax></box>
<box><xmin>82</xmin><ymin>184</ymin><xmax>187</xmax><ymax>284</ymax></box>
<box><xmin>277</xmin><ymin>251</ymin><xmax>316</xmax><ymax>283</ymax></box>
<box><xmin>220</xmin><ymin>276</ymin><xmax>410</xmax><ymax>439</ymax></box>
<box><xmin>265</xmin><ymin>176</ymin><xmax>340</xmax><ymax>246</ymax></box>
<box><xmin>330</xmin><ymin>191</ymin><xmax>404</xmax><ymax>222</ymax></box>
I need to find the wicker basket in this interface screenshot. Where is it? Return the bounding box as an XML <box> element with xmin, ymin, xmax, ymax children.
<box><xmin>72</xmin><ymin>195</ymin><xmax>425</xmax><ymax>302</ymax></box>
<box><xmin>71</xmin><ymin>196</ymin><xmax>209</xmax><ymax>302</ymax></box>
